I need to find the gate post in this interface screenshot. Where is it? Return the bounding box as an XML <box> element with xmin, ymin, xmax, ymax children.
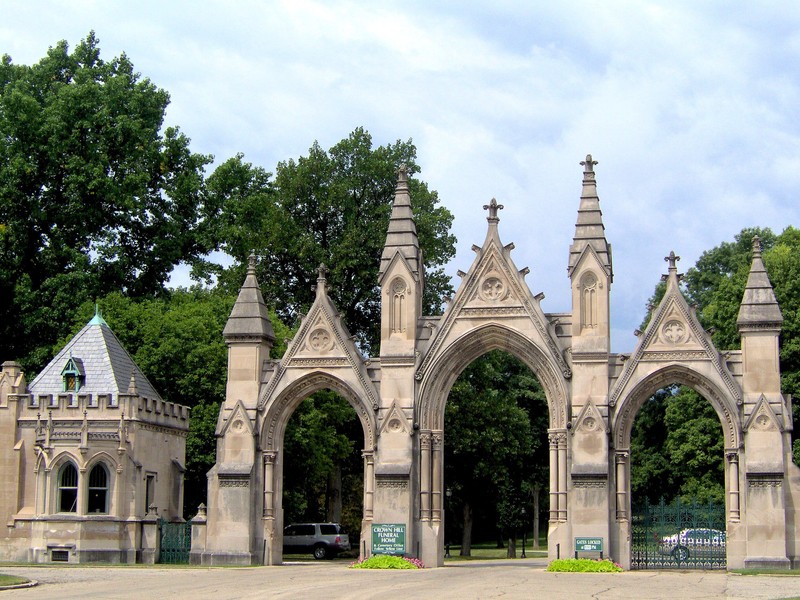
<box><xmin>140</xmin><ymin>510</ymin><xmax>159</xmax><ymax>564</ymax></box>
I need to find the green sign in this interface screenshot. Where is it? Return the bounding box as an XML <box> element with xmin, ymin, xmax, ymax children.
<box><xmin>575</xmin><ymin>537</ymin><xmax>603</xmax><ymax>552</ymax></box>
<box><xmin>372</xmin><ymin>523</ymin><xmax>406</xmax><ymax>555</ymax></box>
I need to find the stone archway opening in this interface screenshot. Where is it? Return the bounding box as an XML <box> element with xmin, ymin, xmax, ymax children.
<box><xmin>616</xmin><ymin>368</ymin><xmax>738</xmax><ymax>570</ymax></box>
<box><xmin>415</xmin><ymin>324</ymin><xmax>568</xmax><ymax>566</ymax></box>
<box><xmin>443</xmin><ymin>349</ymin><xmax>550</xmax><ymax>561</ymax></box>
<box><xmin>260</xmin><ymin>372</ymin><xmax>378</xmax><ymax>564</ymax></box>
<box><xmin>282</xmin><ymin>389</ymin><xmax>364</xmax><ymax>559</ymax></box>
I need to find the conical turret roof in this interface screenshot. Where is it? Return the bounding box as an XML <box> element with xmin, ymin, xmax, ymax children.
<box><xmin>223</xmin><ymin>255</ymin><xmax>276</xmax><ymax>342</ymax></box>
<box><xmin>568</xmin><ymin>154</ymin><xmax>613</xmax><ymax>280</ymax></box>
<box><xmin>737</xmin><ymin>236</ymin><xmax>782</xmax><ymax>329</ymax></box>
<box><xmin>379</xmin><ymin>165</ymin><xmax>421</xmax><ymax>282</ymax></box>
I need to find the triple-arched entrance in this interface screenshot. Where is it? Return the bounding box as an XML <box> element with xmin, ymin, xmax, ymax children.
<box><xmin>197</xmin><ymin>162</ymin><xmax>798</xmax><ymax>571</ymax></box>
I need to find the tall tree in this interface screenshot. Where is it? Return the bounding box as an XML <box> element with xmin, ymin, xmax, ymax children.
<box><xmin>0</xmin><ymin>33</ymin><xmax>216</xmax><ymax>372</ymax></box>
<box><xmin>202</xmin><ymin>128</ymin><xmax>456</xmax><ymax>353</ymax></box>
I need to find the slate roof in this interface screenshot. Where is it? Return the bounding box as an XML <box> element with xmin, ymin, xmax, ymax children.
<box><xmin>28</xmin><ymin>313</ymin><xmax>162</xmax><ymax>401</ymax></box>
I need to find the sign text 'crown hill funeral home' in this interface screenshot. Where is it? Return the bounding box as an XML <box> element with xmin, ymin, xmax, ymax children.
<box><xmin>372</xmin><ymin>524</ymin><xmax>406</xmax><ymax>555</ymax></box>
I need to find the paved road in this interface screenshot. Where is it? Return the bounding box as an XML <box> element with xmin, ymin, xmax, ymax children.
<box><xmin>3</xmin><ymin>559</ymin><xmax>800</xmax><ymax>599</ymax></box>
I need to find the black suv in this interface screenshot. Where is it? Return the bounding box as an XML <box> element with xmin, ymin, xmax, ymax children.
<box><xmin>283</xmin><ymin>523</ymin><xmax>351</xmax><ymax>559</ymax></box>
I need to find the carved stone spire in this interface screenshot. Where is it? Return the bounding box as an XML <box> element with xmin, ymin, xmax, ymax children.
<box><xmin>315</xmin><ymin>263</ymin><xmax>329</xmax><ymax>297</ymax></box>
<box><xmin>379</xmin><ymin>165</ymin><xmax>421</xmax><ymax>282</ymax></box>
<box><xmin>223</xmin><ymin>253</ymin><xmax>276</xmax><ymax>343</ymax></box>
<box><xmin>568</xmin><ymin>154</ymin><xmax>612</xmax><ymax>280</ymax></box>
<box><xmin>737</xmin><ymin>235</ymin><xmax>783</xmax><ymax>331</ymax></box>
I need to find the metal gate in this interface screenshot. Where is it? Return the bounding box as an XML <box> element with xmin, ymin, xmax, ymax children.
<box><xmin>631</xmin><ymin>498</ymin><xmax>726</xmax><ymax>570</ymax></box>
<box><xmin>159</xmin><ymin>519</ymin><xmax>192</xmax><ymax>564</ymax></box>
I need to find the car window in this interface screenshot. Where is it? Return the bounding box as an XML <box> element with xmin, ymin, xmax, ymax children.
<box><xmin>297</xmin><ymin>524</ymin><xmax>315</xmax><ymax>536</ymax></box>
<box><xmin>284</xmin><ymin>525</ymin><xmax>298</xmax><ymax>536</ymax></box>
<box><xmin>320</xmin><ymin>525</ymin><xmax>337</xmax><ymax>535</ymax></box>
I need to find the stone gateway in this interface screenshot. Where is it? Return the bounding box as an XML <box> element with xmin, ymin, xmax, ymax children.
<box><xmin>193</xmin><ymin>158</ymin><xmax>800</xmax><ymax>569</ymax></box>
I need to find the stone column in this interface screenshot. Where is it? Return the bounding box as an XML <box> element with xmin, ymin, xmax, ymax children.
<box><xmin>557</xmin><ymin>432</ymin><xmax>568</xmax><ymax>521</ymax></box>
<box><xmin>549</xmin><ymin>433</ymin><xmax>558</xmax><ymax>522</ymax></box>
<box><xmin>262</xmin><ymin>451</ymin><xmax>276</xmax><ymax>519</ymax></box>
<box><xmin>420</xmin><ymin>431</ymin><xmax>431</xmax><ymax>521</ymax></box>
<box><xmin>727</xmin><ymin>450</ymin><xmax>740</xmax><ymax>522</ymax></box>
<box><xmin>431</xmin><ymin>432</ymin><xmax>443</xmax><ymax>522</ymax></box>
<box><xmin>615</xmin><ymin>451</ymin><xmax>628</xmax><ymax>521</ymax></box>
<box><xmin>362</xmin><ymin>451</ymin><xmax>374</xmax><ymax>520</ymax></box>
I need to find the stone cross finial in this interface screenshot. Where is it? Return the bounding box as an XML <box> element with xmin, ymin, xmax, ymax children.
<box><xmin>317</xmin><ymin>263</ymin><xmax>328</xmax><ymax>281</ymax></box>
<box><xmin>247</xmin><ymin>252</ymin><xmax>257</xmax><ymax>273</ymax></box>
<box><xmin>397</xmin><ymin>164</ymin><xmax>408</xmax><ymax>180</ymax></box>
<box><xmin>483</xmin><ymin>198</ymin><xmax>504</xmax><ymax>222</ymax></box>
<box><xmin>752</xmin><ymin>235</ymin><xmax>762</xmax><ymax>257</ymax></box>
<box><xmin>580</xmin><ymin>154</ymin><xmax>598</xmax><ymax>173</ymax></box>
<box><xmin>665</xmin><ymin>250</ymin><xmax>680</xmax><ymax>270</ymax></box>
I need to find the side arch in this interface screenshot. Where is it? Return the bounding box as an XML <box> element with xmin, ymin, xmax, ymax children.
<box><xmin>417</xmin><ymin>322</ymin><xmax>569</xmax><ymax>431</ymax></box>
<box><xmin>611</xmin><ymin>363</ymin><xmax>742</xmax><ymax>451</ymax></box>
<box><xmin>260</xmin><ymin>371</ymin><xmax>377</xmax><ymax>452</ymax></box>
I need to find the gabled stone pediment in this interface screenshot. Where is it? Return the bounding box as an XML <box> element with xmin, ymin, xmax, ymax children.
<box><xmin>572</xmin><ymin>398</ymin><xmax>608</xmax><ymax>435</ymax></box>
<box><xmin>379</xmin><ymin>401</ymin><xmax>411</xmax><ymax>436</ymax></box>
<box><xmin>744</xmin><ymin>394</ymin><xmax>784</xmax><ymax>433</ymax></box>
<box><xmin>218</xmin><ymin>400</ymin><xmax>255</xmax><ymax>437</ymax></box>
<box><xmin>416</xmin><ymin>209</ymin><xmax>570</xmax><ymax>381</ymax></box>
<box><xmin>571</xmin><ymin>244</ymin><xmax>612</xmax><ymax>281</ymax></box>
<box><xmin>378</xmin><ymin>247</ymin><xmax>419</xmax><ymax>286</ymax></box>
<box><xmin>258</xmin><ymin>267</ymin><xmax>379</xmax><ymax>412</ymax></box>
<box><xmin>609</xmin><ymin>254</ymin><xmax>741</xmax><ymax>407</ymax></box>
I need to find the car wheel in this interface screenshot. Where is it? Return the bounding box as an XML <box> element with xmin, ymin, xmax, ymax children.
<box><xmin>313</xmin><ymin>544</ymin><xmax>328</xmax><ymax>560</ymax></box>
<box><xmin>672</xmin><ymin>545</ymin><xmax>689</xmax><ymax>562</ymax></box>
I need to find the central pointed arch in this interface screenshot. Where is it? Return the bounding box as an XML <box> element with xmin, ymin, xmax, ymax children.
<box><xmin>417</xmin><ymin>323</ymin><xmax>569</xmax><ymax>431</ymax></box>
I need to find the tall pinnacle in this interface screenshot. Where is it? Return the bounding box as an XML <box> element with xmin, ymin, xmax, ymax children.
<box><xmin>379</xmin><ymin>165</ymin><xmax>421</xmax><ymax>282</ymax></box>
<box><xmin>568</xmin><ymin>154</ymin><xmax>612</xmax><ymax>280</ymax></box>
<box><xmin>737</xmin><ymin>236</ymin><xmax>782</xmax><ymax>330</ymax></box>
<box><xmin>223</xmin><ymin>253</ymin><xmax>276</xmax><ymax>343</ymax></box>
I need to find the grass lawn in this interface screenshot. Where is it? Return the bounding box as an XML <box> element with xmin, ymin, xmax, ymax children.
<box><xmin>444</xmin><ymin>539</ymin><xmax>548</xmax><ymax>561</ymax></box>
<box><xmin>0</xmin><ymin>574</ymin><xmax>29</xmax><ymax>587</ymax></box>
<box><xmin>733</xmin><ymin>568</ymin><xmax>800</xmax><ymax>576</ymax></box>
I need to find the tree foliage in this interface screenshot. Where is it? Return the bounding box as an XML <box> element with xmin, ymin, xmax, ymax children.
<box><xmin>201</xmin><ymin>128</ymin><xmax>456</xmax><ymax>353</ymax></box>
<box><xmin>0</xmin><ymin>33</ymin><xmax>217</xmax><ymax>373</ymax></box>
<box><xmin>632</xmin><ymin>225</ymin><xmax>800</xmax><ymax>503</ymax></box>
<box><xmin>444</xmin><ymin>350</ymin><xmax>548</xmax><ymax>554</ymax></box>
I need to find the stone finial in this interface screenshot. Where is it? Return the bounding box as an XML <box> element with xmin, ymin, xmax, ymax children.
<box><xmin>665</xmin><ymin>251</ymin><xmax>680</xmax><ymax>271</ymax></box>
<box><xmin>315</xmin><ymin>263</ymin><xmax>329</xmax><ymax>297</ymax></box>
<box><xmin>580</xmin><ymin>154</ymin><xmax>598</xmax><ymax>173</ymax></box>
<box><xmin>752</xmin><ymin>235</ymin><xmax>762</xmax><ymax>257</ymax></box>
<box><xmin>127</xmin><ymin>371</ymin><xmax>139</xmax><ymax>395</ymax></box>
<box><xmin>397</xmin><ymin>164</ymin><xmax>409</xmax><ymax>181</ymax></box>
<box><xmin>483</xmin><ymin>198</ymin><xmax>504</xmax><ymax>223</ymax></box>
<box><xmin>247</xmin><ymin>252</ymin><xmax>257</xmax><ymax>273</ymax></box>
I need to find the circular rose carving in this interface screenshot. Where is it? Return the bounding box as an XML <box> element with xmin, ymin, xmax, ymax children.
<box><xmin>661</xmin><ymin>320</ymin><xmax>686</xmax><ymax>344</ymax></box>
<box><xmin>388</xmin><ymin>418</ymin><xmax>403</xmax><ymax>432</ymax></box>
<box><xmin>391</xmin><ymin>277</ymin><xmax>407</xmax><ymax>295</ymax></box>
<box><xmin>480</xmin><ymin>276</ymin><xmax>507</xmax><ymax>301</ymax></box>
<box><xmin>232</xmin><ymin>419</ymin><xmax>244</xmax><ymax>432</ymax></box>
<box><xmin>308</xmin><ymin>327</ymin><xmax>333</xmax><ymax>351</ymax></box>
<box><xmin>582</xmin><ymin>417</ymin><xmax>597</xmax><ymax>431</ymax></box>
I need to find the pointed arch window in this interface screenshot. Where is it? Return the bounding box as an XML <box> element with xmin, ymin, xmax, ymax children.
<box><xmin>390</xmin><ymin>277</ymin><xmax>408</xmax><ymax>334</ymax></box>
<box><xmin>87</xmin><ymin>463</ymin><xmax>109</xmax><ymax>514</ymax></box>
<box><xmin>58</xmin><ymin>463</ymin><xmax>78</xmax><ymax>513</ymax></box>
<box><xmin>580</xmin><ymin>272</ymin><xmax>598</xmax><ymax>330</ymax></box>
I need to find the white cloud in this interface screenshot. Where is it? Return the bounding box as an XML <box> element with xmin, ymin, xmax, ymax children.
<box><xmin>3</xmin><ymin>0</ymin><xmax>800</xmax><ymax>353</ymax></box>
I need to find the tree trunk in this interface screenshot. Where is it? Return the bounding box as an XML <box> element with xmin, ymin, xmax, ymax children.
<box><xmin>533</xmin><ymin>483</ymin><xmax>540</xmax><ymax>549</ymax></box>
<box><xmin>506</xmin><ymin>533</ymin><xmax>517</xmax><ymax>558</ymax></box>
<box><xmin>460</xmin><ymin>502</ymin><xmax>473</xmax><ymax>556</ymax></box>
<box><xmin>496</xmin><ymin>528</ymin><xmax>505</xmax><ymax>549</ymax></box>
<box><xmin>326</xmin><ymin>466</ymin><xmax>342</xmax><ymax>522</ymax></box>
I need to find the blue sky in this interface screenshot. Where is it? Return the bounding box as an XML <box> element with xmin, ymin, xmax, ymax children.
<box><xmin>3</xmin><ymin>1</ymin><xmax>799</xmax><ymax>352</ymax></box>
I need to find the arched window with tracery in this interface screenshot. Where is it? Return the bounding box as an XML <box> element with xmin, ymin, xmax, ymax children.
<box><xmin>87</xmin><ymin>463</ymin><xmax>109</xmax><ymax>514</ymax></box>
<box><xmin>580</xmin><ymin>272</ymin><xmax>598</xmax><ymax>330</ymax></box>
<box><xmin>58</xmin><ymin>462</ymin><xmax>78</xmax><ymax>513</ymax></box>
<box><xmin>390</xmin><ymin>277</ymin><xmax>407</xmax><ymax>334</ymax></box>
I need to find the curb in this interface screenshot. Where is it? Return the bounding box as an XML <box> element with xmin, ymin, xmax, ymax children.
<box><xmin>0</xmin><ymin>579</ymin><xmax>38</xmax><ymax>590</ymax></box>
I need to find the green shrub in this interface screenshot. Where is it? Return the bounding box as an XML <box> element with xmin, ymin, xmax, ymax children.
<box><xmin>546</xmin><ymin>558</ymin><xmax>623</xmax><ymax>573</ymax></box>
<box><xmin>350</xmin><ymin>555</ymin><xmax>424</xmax><ymax>569</ymax></box>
